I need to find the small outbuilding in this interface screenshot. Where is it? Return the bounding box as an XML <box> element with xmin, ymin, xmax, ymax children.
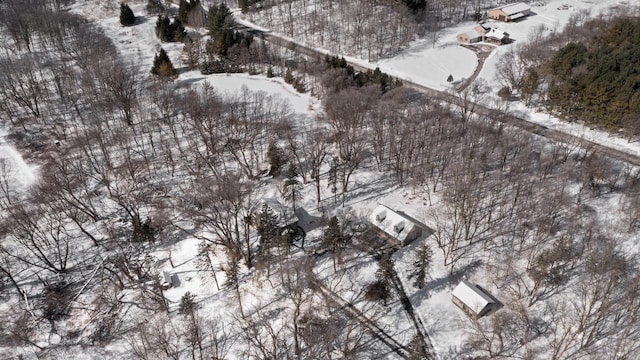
<box><xmin>161</xmin><ymin>271</ymin><xmax>179</xmax><ymax>289</ymax></box>
<box><xmin>451</xmin><ymin>280</ymin><xmax>495</xmax><ymax>319</ymax></box>
<box><xmin>487</xmin><ymin>2</ymin><xmax>531</xmax><ymax>22</ymax></box>
<box><xmin>368</xmin><ymin>204</ymin><xmax>424</xmax><ymax>247</ymax></box>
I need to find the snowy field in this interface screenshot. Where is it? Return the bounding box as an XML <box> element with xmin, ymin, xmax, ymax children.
<box><xmin>376</xmin><ymin>44</ymin><xmax>478</xmax><ymax>91</ymax></box>
<box><xmin>0</xmin><ymin>129</ymin><xmax>38</xmax><ymax>193</ymax></box>
<box><xmin>1</xmin><ymin>0</ymin><xmax>640</xmax><ymax>358</ymax></box>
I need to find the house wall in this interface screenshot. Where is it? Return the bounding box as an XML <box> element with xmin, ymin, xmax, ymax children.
<box><xmin>456</xmin><ymin>34</ymin><xmax>470</xmax><ymax>43</ymax></box>
<box><xmin>487</xmin><ymin>9</ymin><xmax>508</xmax><ymax>22</ymax></box>
<box><xmin>452</xmin><ymin>296</ymin><xmax>481</xmax><ymax>320</ymax></box>
<box><xmin>402</xmin><ymin>227</ymin><xmax>422</xmax><ymax>246</ymax></box>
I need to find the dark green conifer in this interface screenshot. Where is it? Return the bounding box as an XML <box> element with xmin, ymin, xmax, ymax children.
<box><xmin>119</xmin><ymin>3</ymin><xmax>136</xmax><ymax>26</ymax></box>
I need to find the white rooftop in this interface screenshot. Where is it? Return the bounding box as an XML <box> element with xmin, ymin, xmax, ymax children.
<box><xmin>451</xmin><ymin>280</ymin><xmax>494</xmax><ymax>315</ymax></box>
<box><xmin>496</xmin><ymin>2</ymin><xmax>531</xmax><ymax>15</ymax></box>
<box><xmin>368</xmin><ymin>204</ymin><xmax>418</xmax><ymax>243</ymax></box>
<box><xmin>485</xmin><ymin>27</ymin><xmax>509</xmax><ymax>40</ymax></box>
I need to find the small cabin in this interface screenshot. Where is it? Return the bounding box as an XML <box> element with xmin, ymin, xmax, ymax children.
<box><xmin>484</xmin><ymin>28</ymin><xmax>510</xmax><ymax>44</ymax></box>
<box><xmin>451</xmin><ymin>280</ymin><xmax>495</xmax><ymax>319</ymax></box>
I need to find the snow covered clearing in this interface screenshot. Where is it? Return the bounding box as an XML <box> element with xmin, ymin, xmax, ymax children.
<box><xmin>0</xmin><ymin>129</ymin><xmax>38</xmax><ymax>192</ymax></box>
<box><xmin>376</xmin><ymin>43</ymin><xmax>478</xmax><ymax>91</ymax></box>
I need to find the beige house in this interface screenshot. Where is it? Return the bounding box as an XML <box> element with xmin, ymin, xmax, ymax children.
<box><xmin>456</xmin><ymin>25</ymin><xmax>487</xmax><ymax>43</ymax></box>
<box><xmin>487</xmin><ymin>2</ymin><xmax>531</xmax><ymax>22</ymax></box>
<box><xmin>457</xmin><ymin>25</ymin><xmax>509</xmax><ymax>45</ymax></box>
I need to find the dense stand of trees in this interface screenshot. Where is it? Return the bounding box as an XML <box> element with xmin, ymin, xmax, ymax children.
<box><xmin>120</xmin><ymin>3</ymin><xmax>136</xmax><ymax>26</ymax></box>
<box><xmin>497</xmin><ymin>12</ymin><xmax>640</xmax><ymax>134</ymax></box>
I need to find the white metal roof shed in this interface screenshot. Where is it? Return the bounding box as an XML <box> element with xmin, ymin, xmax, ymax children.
<box><xmin>451</xmin><ymin>280</ymin><xmax>494</xmax><ymax>315</ymax></box>
<box><xmin>500</xmin><ymin>2</ymin><xmax>531</xmax><ymax>15</ymax></box>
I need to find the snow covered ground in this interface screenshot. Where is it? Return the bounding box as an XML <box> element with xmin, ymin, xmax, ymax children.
<box><xmin>0</xmin><ymin>128</ymin><xmax>38</xmax><ymax>192</ymax></box>
<box><xmin>2</xmin><ymin>0</ymin><xmax>639</xmax><ymax>358</ymax></box>
<box><xmin>376</xmin><ymin>43</ymin><xmax>478</xmax><ymax>91</ymax></box>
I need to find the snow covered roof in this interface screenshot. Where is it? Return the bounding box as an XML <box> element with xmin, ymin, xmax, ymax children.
<box><xmin>485</xmin><ymin>27</ymin><xmax>509</xmax><ymax>40</ymax></box>
<box><xmin>461</xmin><ymin>28</ymin><xmax>483</xmax><ymax>39</ymax></box>
<box><xmin>451</xmin><ymin>280</ymin><xmax>494</xmax><ymax>315</ymax></box>
<box><xmin>494</xmin><ymin>2</ymin><xmax>531</xmax><ymax>15</ymax></box>
<box><xmin>255</xmin><ymin>198</ymin><xmax>299</xmax><ymax>227</ymax></box>
<box><xmin>368</xmin><ymin>204</ymin><xmax>418</xmax><ymax>243</ymax></box>
<box><xmin>508</xmin><ymin>12</ymin><xmax>527</xmax><ymax>20</ymax></box>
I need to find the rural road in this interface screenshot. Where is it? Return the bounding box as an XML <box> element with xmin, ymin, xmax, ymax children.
<box><xmin>235</xmin><ymin>19</ymin><xmax>640</xmax><ymax>168</ymax></box>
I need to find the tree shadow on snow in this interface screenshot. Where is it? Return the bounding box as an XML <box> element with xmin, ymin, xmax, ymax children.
<box><xmin>295</xmin><ymin>206</ymin><xmax>323</xmax><ymax>233</ymax></box>
<box><xmin>410</xmin><ymin>259</ymin><xmax>483</xmax><ymax>308</ymax></box>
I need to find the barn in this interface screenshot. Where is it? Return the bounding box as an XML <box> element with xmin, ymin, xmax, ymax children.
<box><xmin>487</xmin><ymin>2</ymin><xmax>531</xmax><ymax>22</ymax></box>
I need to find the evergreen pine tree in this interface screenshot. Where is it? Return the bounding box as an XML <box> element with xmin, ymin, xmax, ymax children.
<box><xmin>521</xmin><ymin>68</ymin><xmax>540</xmax><ymax>106</ymax></box>
<box><xmin>374</xmin><ymin>251</ymin><xmax>394</xmax><ymax>305</ymax></box>
<box><xmin>407</xmin><ymin>335</ymin><xmax>429</xmax><ymax>360</ymax></box>
<box><xmin>151</xmin><ymin>48</ymin><xmax>177</xmax><ymax>78</ymax></box>
<box><xmin>328</xmin><ymin>157</ymin><xmax>339</xmax><ymax>204</ymax></box>
<box><xmin>131</xmin><ymin>214</ymin><xmax>155</xmax><ymax>242</ymax></box>
<box><xmin>178</xmin><ymin>0</ymin><xmax>190</xmax><ymax>24</ymax></box>
<box><xmin>146</xmin><ymin>0</ymin><xmax>164</xmax><ymax>14</ymax></box>
<box><xmin>178</xmin><ymin>291</ymin><xmax>197</xmax><ymax>316</ymax></box>
<box><xmin>267</xmin><ymin>141</ymin><xmax>286</xmax><ymax>176</ymax></box>
<box><xmin>173</xmin><ymin>18</ymin><xmax>187</xmax><ymax>42</ymax></box>
<box><xmin>256</xmin><ymin>203</ymin><xmax>280</xmax><ymax>255</ymax></box>
<box><xmin>239</xmin><ymin>0</ymin><xmax>249</xmax><ymax>13</ymax></box>
<box><xmin>208</xmin><ymin>3</ymin><xmax>231</xmax><ymax>37</ymax></box>
<box><xmin>155</xmin><ymin>15</ymin><xmax>171</xmax><ymax>41</ymax></box>
<box><xmin>323</xmin><ymin>216</ymin><xmax>345</xmax><ymax>270</ymax></box>
<box><xmin>323</xmin><ymin>216</ymin><xmax>344</xmax><ymax>252</ymax></box>
<box><xmin>413</xmin><ymin>243</ymin><xmax>433</xmax><ymax>289</ymax></box>
<box><xmin>120</xmin><ymin>3</ymin><xmax>136</xmax><ymax>26</ymax></box>
<box><xmin>282</xmin><ymin>164</ymin><xmax>302</xmax><ymax>211</ymax></box>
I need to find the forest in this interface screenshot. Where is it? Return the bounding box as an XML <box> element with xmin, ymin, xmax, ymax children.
<box><xmin>499</xmin><ymin>12</ymin><xmax>640</xmax><ymax>134</ymax></box>
<box><xmin>1</xmin><ymin>0</ymin><xmax>640</xmax><ymax>359</ymax></box>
